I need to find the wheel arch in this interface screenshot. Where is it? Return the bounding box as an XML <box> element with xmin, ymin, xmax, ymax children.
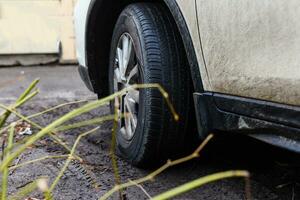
<box><xmin>85</xmin><ymin>0</ymin><xmax>204</xmax><ymax>96</ymax></box>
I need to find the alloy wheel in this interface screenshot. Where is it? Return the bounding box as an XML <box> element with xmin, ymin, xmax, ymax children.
<box><xmin>113</xmin><ymin>33</ymin><xmax>140</xmax><ymax>141</ymax></box>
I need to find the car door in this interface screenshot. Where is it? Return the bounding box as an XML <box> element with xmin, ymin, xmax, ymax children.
<box><xmin>195</xmin><ymin>0</ymin><xmax>300</xmax><ymax>108</ymax></box>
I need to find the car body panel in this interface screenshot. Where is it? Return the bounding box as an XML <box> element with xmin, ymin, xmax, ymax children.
<box><xmin>74</xmin><ymin>0</ymin><xmax>92</xmax><ymax>68</ymax></box>
<box><xmin>196</xmin><ymin>0</ymin><xmax>300</xmax><ymax>106</ymax></box>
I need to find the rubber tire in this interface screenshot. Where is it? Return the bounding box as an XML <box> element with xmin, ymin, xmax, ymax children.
<box><xmin>109</xmin><ymin>3</ymin><xmax>195</xmax><ymax>167</ymax></box>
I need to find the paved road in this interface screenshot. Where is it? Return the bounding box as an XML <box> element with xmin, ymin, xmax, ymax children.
<box><xmin>0</xmin><ymin>65</ymin><xmax>96</xmax><ymax>102</ymax></box>
<box><xmin>0</xmin><ymin>66</ymin><xmax>299</xmax><ymax>200</ymax></box>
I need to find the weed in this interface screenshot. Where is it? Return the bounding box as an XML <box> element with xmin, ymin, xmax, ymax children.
<box><xmin>0</xmin><ymin>80</ymin><xmax>250</xmax><ymax>200</ymax></box>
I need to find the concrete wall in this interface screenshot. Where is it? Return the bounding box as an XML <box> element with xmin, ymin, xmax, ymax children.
<box><xmin>0</xmin><ymin>0</ymin><xmax>77</xmax><ymax>64</ymax></box>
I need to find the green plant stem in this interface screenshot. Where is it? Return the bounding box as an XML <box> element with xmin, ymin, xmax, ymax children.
<box><xmin>128</xmin><ymin>179</ymin><xmax>152</xmax><ymax>199</ymax></box>
<box><xmin>44</xmin><ymin>191</ymin><xmax>53</xmax><ymax>200</ymax></box>
<box><xmin>9</xmin><ymin>180</ymin><xmax>38</xmax><ymax>200</ymax></box>
<box><xmin>0</xmin><ymin>99</ymin><xmax>88</xmax><ymax>135</ymax></box>
<box><xmin>0</xmin><ymin>79</ymin><xmax>39</xmax><ymax>128</ymax></box>
<box><xmin>16</xmin><ymin>79</ymin><xmax>40</xmax><ymax>103</ymax></box>
<box><xmin>0</xmin><ymin>90</ymin><xmax>39</xmax><ymax>129</ymax></box>
<box><xmin>54</xmin><ymin>115</ymin><xmax>116</xmax><ymax>132</ymax></box>
<box><xmin>100</xmin><ymin>134</ymin><xmax>214</xmax><ymax>200</ymax></box>
<box><xmin>48</xmin><ymin>133</ymin><xmax>82</xmax><ymax>160</ymax></box>
<box><xmin>152</xmin><ymin>171</ymin><xmax>250</xmax><ymax>200</ymax></box>
<box><xmin>111</xmin><ymin>99</ymin><xmax>123</xmax><ymax>199</ymax></box>
<box><xmin>0</xmin><ymin>104</ymin><xmax>82</xmax><ymax>161</ymax></box>
<box><xmin>13</xmin><ymin>90</ymin><xmax>39</xmax><ymax>109</ymax></box>
<box><xmin>1</xmin><ymin>125</ymin><xmax>15</xmax><ymax>200</ymax></box>
<box><xmin>9</xmin><ymin>155</ymin><xmax>69</xmax><ymax>171</ymax></box>
<box><xmin>0</xmin><ymin>84</ymin><xmax>175</xmax><ymax>172</ymax></box>
<box><xmin>28</xmin><ymin>99</ymin><xmax>89</xmax><ymax>119</ymax></box>
<box><xmin>47</xmin><ymin>127</ymin><xmax>100</xmax><ymax>195</ymax></box>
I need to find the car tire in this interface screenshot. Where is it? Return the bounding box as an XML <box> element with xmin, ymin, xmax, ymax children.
<box><xmin>109</xmin><ymin>3</ymin><xmax>196</xmax><ymax>167</ymax></box>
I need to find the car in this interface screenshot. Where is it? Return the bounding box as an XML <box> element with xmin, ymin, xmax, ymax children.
<box><xmin>74</xmin><ymin>0</ymin><xmax>300</xmax><ymax>167</ymax></box>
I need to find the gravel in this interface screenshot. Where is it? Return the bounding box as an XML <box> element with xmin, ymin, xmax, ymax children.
<box><xmin>1</xmin><ymin>99</ymin><xmax>298</xmax><ymax>200</ymax></box>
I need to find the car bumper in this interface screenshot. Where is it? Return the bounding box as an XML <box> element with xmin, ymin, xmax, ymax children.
<box><xmin>74</xmin><ymin>0</ymin><xmax>95</xmax><ymax>92</ymax></box>
<box><xmin>74</xmin><ymin>0</ymin><xmax>92</xmax><ymax>68</ymax></box>
<box><xmin>78</xmin><ymin>65</ymin><xmax>94</xmax><ymax>92</ymax></box>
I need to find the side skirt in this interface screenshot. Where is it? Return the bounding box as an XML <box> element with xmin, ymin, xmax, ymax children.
<box><xmin>194</xmin><ymin>92</ymin><xmax>300</xmax><ymax>153</ymax></box>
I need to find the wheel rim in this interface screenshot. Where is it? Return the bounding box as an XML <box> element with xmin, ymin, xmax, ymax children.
<box><xmin>114</xmin><ymin>33</ymin><xmax>140</xmax><ymax>141</ymax></box>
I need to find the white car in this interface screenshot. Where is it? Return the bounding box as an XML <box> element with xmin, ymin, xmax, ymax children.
<box><xmin>74</xmin><ymin>0</ymin><xmax>300</xmax><ymax>167</ymax></box>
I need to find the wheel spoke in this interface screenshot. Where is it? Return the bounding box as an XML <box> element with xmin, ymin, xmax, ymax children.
<box><xmin>122</xmin><ymin>35</ymin><xmax>133</xmax><ymax>77</ymax></box>
<box><xmin>124</xmin><ymin>95</ymin><xmax>137</xmax><ymax>137</ymax></box>
<box><xmin>124</xmin><ymin>96</ymin><xmax>131</xmax><ymax>138</ymax></box>
<box><xmin>127</xmin><ymin>89</ymin><xmax>139</xmax><ymax>103</ymax></box>
<box><xmin>125</xmin><ymin>95</ymin><xmax>136</xmax><ymax>114</ymax></box>
<box><xmin>125</xmin><ymin>115</ymin><xmax>133</xmax><ymax>138</ymax></box>
<box><xmin>129</xmin><ymin>110</ymin><xmax>137</xmax><ymax>129</ymax></box>
<box><xmin>120</xmin><ymin>127</ymin><xmax>126</xmax><ymax>137</ymax></box>
<box><xmin>114</xmin><ymin>68</ymin><xmax>122</xmax><ymax>83</ymax></box>
<box><xmin>127</xmin><ymin>64</ymin><xmax>139</xmax><ymax>84</ymax></box>
<box><xmin>117</xmin><ymin>48</ymin><xmax>126</xmax><ymax>81</ymax></box>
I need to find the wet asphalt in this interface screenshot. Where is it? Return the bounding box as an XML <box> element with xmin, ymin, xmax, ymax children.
<box><xmin>0</xmin><ymin>66</ymin><xmax>299</xmax><ymax>200</ymax></box>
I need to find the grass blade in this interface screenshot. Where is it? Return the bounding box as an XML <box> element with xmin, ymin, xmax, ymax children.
<box><xmin>0</xmin><ymin>84</ymin><xmax>175</xmax><ymax>172</ymax></box>
<box><xmin>54</xmin><ymin>115</ymin><xmax>116</xmax><ymax>132</ymax></box>
<box><xmin>100</xmin><ymin>134</ymin><xmax>214</xmax><ymax>200</ymax></box>
<box><xmin>47</xmin><ymin>127</ymin><xmax>100</xmax><ymax>195</ymax></box>
<box><xmin>9</xmin><ymin>155</ymin><xmax>69</xmax><ymax>171</ymax></box>
<box><xmin>0</xmin><ymin>79</ymin><xmax>39</xmax><ymax>129</ymax></box>
<box><xmin>16</xmin><ymin>79</ymin><xmax>40</xmax><ymax>103</ymax></box>
<box><xmin>152</xmin><ymin>170</ymin><xmax>250</xmax><ymax>200</ymax></box>
<box><xmin>1</xmin><ymin>124</ymin><xmax>15</xmax><ymax>200</ymax></box>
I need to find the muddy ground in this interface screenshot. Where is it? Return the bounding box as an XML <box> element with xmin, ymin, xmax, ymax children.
<box><xmin>1</xmin><ymin>66</ymin><xmax>300</xmax><ymax>200</ymax></box>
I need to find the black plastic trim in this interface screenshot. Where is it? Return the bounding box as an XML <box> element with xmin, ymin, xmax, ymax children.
<box><xmin>85</xmin><ymin>0</ymin><xmax>120</xmax><ymax>96</ymax></box>
<box><xmin>194</xmin><ymin>92</ymin><xmax>300</xmax><ymax>153</ymax></box>
<box><xmin>83</xmin><ymin>0</ymin><xmax>98</xmax><ymax>92</ymax></box>
<box><xmin>85</xmin><ymin>0</ymin><xmax>101</xmax><ymax>93</ymax></box>
<box><xmin>163</xmin><ymin>0</ymin><xmax>204</xmax><ymax>92</ymax></box>
<box><xmin>214</xmin><ymin>93</ymin><xmax>300</xmax><ymax>129</ymax></box>
<box><xmin>78</xmin><ymin>65</ymin><xmax>94</xmax><ymax>92</ymax></box>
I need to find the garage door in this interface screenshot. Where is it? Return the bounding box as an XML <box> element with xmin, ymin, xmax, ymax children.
<box><xmin>0</xmin><ymin>0</ymin><xmax>76</xmax><ymax>62</ymax></box>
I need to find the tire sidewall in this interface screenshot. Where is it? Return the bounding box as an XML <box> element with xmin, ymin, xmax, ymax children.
<box><xmin>109</xmin><ymin>8</ymin><xmax>152</xmax><ymax>163</ymax></box>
